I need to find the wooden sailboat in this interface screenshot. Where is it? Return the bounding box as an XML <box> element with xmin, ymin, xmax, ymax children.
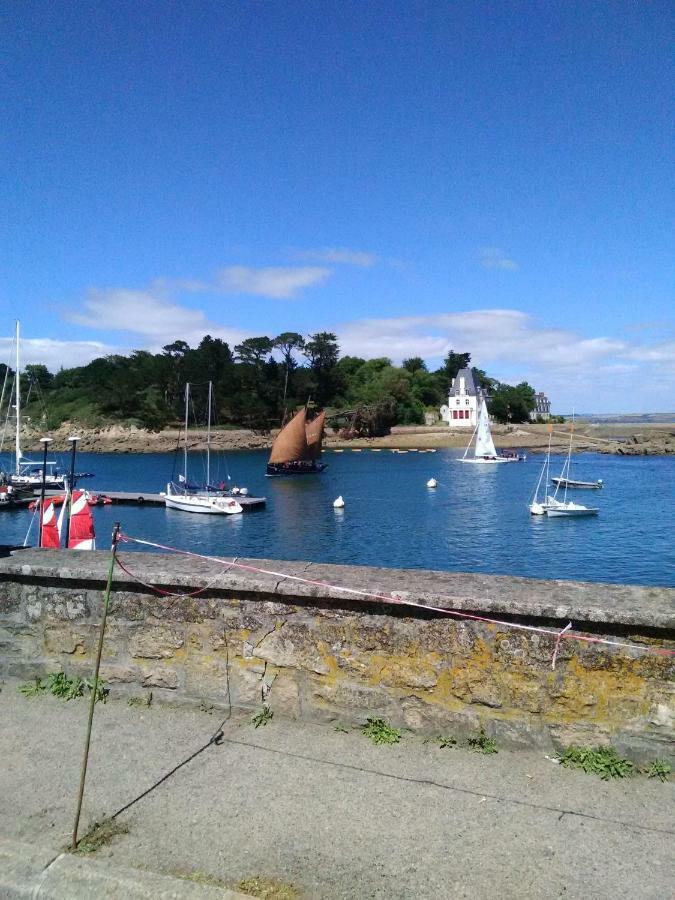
<box><xmin>266</xmin><ymin>408</ymin><xmax>327</xmax><ymax>476</ymax></box>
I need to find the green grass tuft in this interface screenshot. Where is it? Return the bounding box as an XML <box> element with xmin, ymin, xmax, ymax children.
<box><xmin>557</xmin><ymin>745</ymin><xmax>634</xmax><ymax>779</ymax></box>
<box><xmin>74</xmin><ymin>817</ymin><xmax>129</xmax><ymax>854</ymax></box>
<box><xmin>467</xmin><ymin>730</ymin><xmax>498</xmax><ymax>755</ymax></box>
<box><xmin>18</xmin><ymin>677</ymin><xmax>47</xmax><ymax>698</ymax></box>
<box><xmin>362</xmin><ymin>717</ymin><xmax>401</xmax><ymax>745</ymax></box>
<box><xmin>252</xmin><ymin>705</ymin><xmax>274</xmax><ymax>728</ymax></box>
<box><xmin>645</xmin><ymin>760</ymin><xmax>671</xmax><ymax>782</ymax></box>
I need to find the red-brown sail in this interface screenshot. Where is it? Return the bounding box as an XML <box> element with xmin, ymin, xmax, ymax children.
<box><xmin>305</xmin><ymin>411</ymin><xmax>325</xmax><ymax>460</ymax></box>
<box><xmin>268</xmin><ymin>408</ymin><xmax>309</xmax><ymax>464</ymax></box>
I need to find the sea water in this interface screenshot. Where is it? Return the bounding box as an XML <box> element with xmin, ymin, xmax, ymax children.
<box><xmin>1</xmin><ymin>449</ymin><xmax>673</xmax><ymax>587</ymax></box>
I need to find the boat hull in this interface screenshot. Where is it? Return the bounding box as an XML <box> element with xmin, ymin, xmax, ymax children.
<box><xmin>164</xmin><ymin>486</ymin><xmax>242</xmax><ymax>515</ymax></box>
<box><xmin>266</xmin><ymin>462</ymin><xmax>327</xmax><ymax>477</ymax></box>
<box><xmin>457</xmin><ymin>457</ymin><xmax>518</xmax><ymax>464</ymax></box>
<box><xmin>545</xmin><ymin>505</ymin><xmax>598</xmax><ymax>517</ymax></box>
<box><xmin>551</xmin><ymin>478</ymin><xmax>603</xmax><ymax>490</ymax></box>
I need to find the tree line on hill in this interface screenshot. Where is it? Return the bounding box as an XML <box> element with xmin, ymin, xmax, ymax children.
<box><xmin>0</xmin><ymin>332</ymin><xmax>548</xmax><ymax>435</ymax></box>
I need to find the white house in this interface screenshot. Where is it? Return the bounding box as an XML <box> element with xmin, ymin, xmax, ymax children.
<box><xmin>529</xmin><ymin>392</ymin><xmax>551</xmax><ymax>421</ymax></box>
<box><xmin>440</xmin><ymin>367</ymin><xmax>480</xmax><ymax>428</ymax></box>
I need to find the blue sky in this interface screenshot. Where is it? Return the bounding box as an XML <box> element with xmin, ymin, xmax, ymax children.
<box><xmin>1</xmin><ymin>0</ymin><xmax>673</xmax><ymax>412</ymax></box>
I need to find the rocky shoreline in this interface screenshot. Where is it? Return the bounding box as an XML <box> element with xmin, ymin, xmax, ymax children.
<box><xmin>17</xmin><ymin>420</ymin><xmax>675</xmax><ymax>455</ymax></box>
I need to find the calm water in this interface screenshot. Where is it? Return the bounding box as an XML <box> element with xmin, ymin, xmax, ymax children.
<box><xmin>2</xmin><ymin>449</ymin><xmax>674</xmax><ymax>587</ymax></box>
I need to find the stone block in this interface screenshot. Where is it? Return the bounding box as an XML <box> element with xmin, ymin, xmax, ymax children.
<box><xmin>486</xmin><ymin>718</ymin><xmax>553</xmax><ymax>751</ymax></box>
<box><xmin>140</xmin><ymin>665</ymin><xmax>179</xmax><ymax>689</ymax></box>
<box><xmin>44</xmin><ymin>625</ymin><xmax>92</xmax><ymax>656</ymax></box>
<box><xmin>267</xmin><ymin>672</ymin><xmax>300</xmax><ymax>717</ymax></box>
<box><xmin>253</xmin><ymin>627</ymin><xmax>332</xmax><ymax>675</ymax></box>
<box><xmin>401</xmin><ymin>697</ymin><xmax>480</xmax><ymax>736</ymax></box>
<box><xmin>129</xmin><ymin>626</ymin><xmax>185</xmax><ymax>659</ymax></box>
<box><xmin>99</xmin><ymin>663</ymin><xmax>142</xmax><ymax>684</ymax></box>
<box><xmin>184</xmin><ymin>659</ymin><xmax>232</xmax><ymax>703</ymax></box>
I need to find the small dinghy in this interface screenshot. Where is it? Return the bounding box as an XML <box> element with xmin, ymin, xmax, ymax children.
<box><xmin>551</xmin><ymin>477</ymin><xmax>603</xmax><ymax>490</ymax></box>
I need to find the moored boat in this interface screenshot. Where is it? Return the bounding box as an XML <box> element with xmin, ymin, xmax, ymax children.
<box><xmin>551</xmin><ymin>477</ymin><xmax>603</xmax><ymax>490</ymax></box>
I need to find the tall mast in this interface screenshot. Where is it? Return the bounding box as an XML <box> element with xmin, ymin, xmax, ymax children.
<box><xmin>183</xmin><ymin>383</ymin><xmax>190</xmax><ymax>483</ymax></box>
<box><xmin>206</xmin><ymin>381</ymin><xmax>212</xmax><ymax>488</ymax></box>
<box><xmin>14</xmin><ymin>320</ymin><xmax>21</xmax><ymax>474</ymax></box>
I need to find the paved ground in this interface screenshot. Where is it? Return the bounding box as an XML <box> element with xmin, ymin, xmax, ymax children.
<box><xmin>1</xmin><ymin>681</ymin><xmax>673</xmax><ymax>899</ymax></box>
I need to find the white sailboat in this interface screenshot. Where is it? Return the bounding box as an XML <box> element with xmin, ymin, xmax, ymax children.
<box><xmin>162</xmin><ymin>383</ymin><xmax>243</xmax><ymax>516</ymax></box>
<box><xmin>529</xmin><ymin>426</ymin><xmax>559</xmax><ymax>515</ymax></box>
<box><xmin>457</xmin><ymin>396</ymin><xmax>522</xmax><ymax>464</ymax></box>
<box><xmin>4</xmin><ymin>321</ymin><xmax>65</xmax><ymax>490</ymax></box>
<box><xmin>544</xmin><ymin>416</ymin><xmax>598</xmax><ymax>518</ymax></box>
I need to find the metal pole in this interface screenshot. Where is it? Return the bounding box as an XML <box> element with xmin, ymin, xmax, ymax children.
<box><xmin>65</xmin><ymin>435</ymin><xmax>78</xmax><ymax>548</ymax></box>
<box><xmin>71</xmin><ymin>523</ymin><xmax>121</xmax><ymax>851</ymax></box>
<box><xmin>37</xmin><ymin>437</ymin><xmax>52</xmax><ymax>548</ymax></box>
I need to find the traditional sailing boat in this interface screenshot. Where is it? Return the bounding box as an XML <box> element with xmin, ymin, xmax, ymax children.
<box><xmin>266</xmin><ymin>407</ymin><xmax>327</xmax><ymax>476</ymax></box>
<box><xmin>163</xmin><ymin>383</ymin><xmax>243</xmax><ymax>515</ymax></box>
<box><xmin>457</xmin><ymin>396</ymin><xmax>524</xmax><ymax>464</ymax></box>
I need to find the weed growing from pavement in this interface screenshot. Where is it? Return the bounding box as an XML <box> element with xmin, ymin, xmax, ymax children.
<box><xmin>557</xmin><ymin>746</ymin><xmax>634</xmax><ymax>780</ymax></box>
<box><xmin>127</xmin><ymin>692</ymin><xmax>153</xmax><ymax>708</ymax></box>
<box><xmin>18</xmin><ymin>677</ymin><xmax>47</xmax><ymax>698</ymax></box>
<box><xmin>467</xmin><ymin>730</ymin><xmax>498</xmax><ymax>754</ymax></box>
<box><xmin>424</xmin><ymin>735</ymin><xmax>458</xmax><ymax>749</ymax></box>
<box><xmin>362</xmin><ymin>717</ymin><xmax>401</xmax><ymax>745</ymax></box>
<box><xmin>20</xmin><ymin>672</ymin><xmax>107</xmax><ymax>703</ymax></box>
<box><xmin>238</xmin><ymin>876</ymin><xmax>300</xmax><ymax>899</ymax></box>
<box><xmin>334</xmin><ymin>723</ymin><xmax>349</xmax><ymax>733</ymax></box>
<box><xmin>645</xmin><ymin>760</ymin><xmax>671</xmax><ymax>782</ymax></box>
<box><xmin>48</xmin><ymin>672</ymin><xmax>85</xmax><ymax>699</ymax></box>
<box><xmin>74</xmin><ymin>817</ymin><xmax>129</xmax><ymax>854</ymax></box>
<box><xmin>252</xmin><ymin>705</ymin><xmax>274</xmax><ymax>728</ymax></box>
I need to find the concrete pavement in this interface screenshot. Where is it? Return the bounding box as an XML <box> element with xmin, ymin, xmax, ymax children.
<box><xmin>1</xmin><ymin>681</ymin><xmax>673</xmax><ymax>898</ymax></box>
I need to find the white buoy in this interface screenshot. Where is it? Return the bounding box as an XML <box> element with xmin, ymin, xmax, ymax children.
<box><xmin>426</xmin><ymin>478</ymin><xmax>437</xmax><ymax>488</ymax></box>
<box><xmin>333</xmin><ymin>495</ymin><xmax>345</xmax><ymax>508</ymax></box>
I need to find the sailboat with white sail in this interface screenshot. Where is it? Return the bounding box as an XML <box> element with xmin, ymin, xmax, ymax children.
<box><xmin>163</xmin><ymin>383</ymin><xmax>244</xmax><ymax>515</ymax></box>
<box><xmin>457</xmin><ymin>396</ymin><xmax>524</xmax><ymax>464</ymax></box>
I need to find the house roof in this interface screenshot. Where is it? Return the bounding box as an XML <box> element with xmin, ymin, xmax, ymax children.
<box><xmin>449</xmin><ymin>368</ymin><xmax>478</xmax><ymax>397</ymax></box>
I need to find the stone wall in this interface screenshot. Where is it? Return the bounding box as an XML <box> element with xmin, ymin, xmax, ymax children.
<box><xmin>1</xmin><ymin>550</ymin><xmax>673</xmax><ymax>762</ymax></box>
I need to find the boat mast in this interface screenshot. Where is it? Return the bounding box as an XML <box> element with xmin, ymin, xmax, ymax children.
<box><xmin>183</xmin><ymin>383</ymin><xmax>190</xmax><ymax>484</ymax></box>
<box><xmin>14</xmin><ymin>320</ymin><xmax>20</xmax><ymax>475</ymax></box>
<box><xmin>206</xmin><ymin>381</ymin><xmax>212</xmax><ymax>488</ymax></box>
<box><xmin>563</xmin><ymin>412</ymin><xmax>575</xmax><ymax>504</ymax></box>
<box><xmin>462</xmin><ymin>397</ymin><xmax>480</xmax><ymax>460</ymax></box>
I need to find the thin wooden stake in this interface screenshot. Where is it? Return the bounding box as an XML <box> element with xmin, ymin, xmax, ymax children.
<box><xmin>71</xmin><ymin>523</ymin><xmax>121</xmax><ymax>851</ymax></box>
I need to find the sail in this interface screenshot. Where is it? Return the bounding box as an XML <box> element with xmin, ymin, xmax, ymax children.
<box><xmin>67</xmin><ymin>491</ymin><xmax>96</xmax><ymax>550</ymax></box>
<box><xmin>40</xmin><ymin>500</ymin><xmax>61</xmax><ymax>549</ymax></box>
<box><xmin>269</xmin><ymin>408</ymin><xmax>309</xmax><ymax>464</ymax></box>
<box><xmin>474</xmin><ymin>398</ymin><xmax>497</xmax><ymax>458</ymax></box>
<box><xmin>305</xmin><ymin>411</ymin><xmax>325</xmax><ymax>460</ymax></box>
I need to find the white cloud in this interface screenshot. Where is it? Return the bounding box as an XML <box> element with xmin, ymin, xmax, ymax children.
<box><xmin>337</xmin><ymin>309</ymin><xmax>675</xmax><ymax>413</ymax></box>
<box><xmin>479</xmin><ymin>248</ymin><xmax>519</xmax><ymax>271</ymax></box>
<box><xmin>293</xmin><ymin>247</ymin><xmax>378</xmax><ymax>267</ymax></box>
<box><xmin>0</xmin><ymin>336</ymin><xmax>119</xmax><ymax>371</ymax></box>
<box><xmin>215</xmin><ymin>266</ymin><xmax>331</xmax><ymax>299</ymax></box>
<box><xmin>66</xmin><ymin>287</ymin><xmax>248</xmax><ymax>349</ymax></box>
